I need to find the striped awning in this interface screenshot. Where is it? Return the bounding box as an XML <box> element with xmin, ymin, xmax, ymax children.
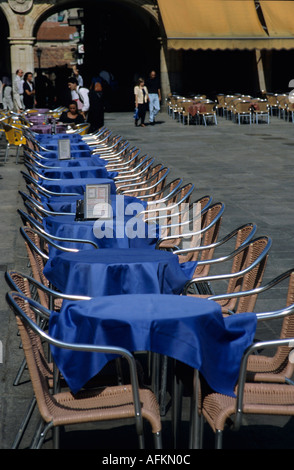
<box><xmin>157</xmin><ymin>0</ymin><xmax>294</xmax><ymax>50</ymax></box>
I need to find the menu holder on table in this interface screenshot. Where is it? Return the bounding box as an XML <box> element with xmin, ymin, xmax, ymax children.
<box><xmin>84</xmin><ymin>184</ymin><xmax>111</xmax><ymax>220</ymax></box>
<box><xmin>58</xmin><ymin>138</ymin><xmax>71</xmax><ymax>160</ymax></box>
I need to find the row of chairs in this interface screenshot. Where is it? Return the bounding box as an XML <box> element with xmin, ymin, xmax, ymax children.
<box><xmin>0</xmin><ymin>108</ymin><xmax>91</xmax><ymax>164</ymax></box>
<box><xmin>167</xmin><ymin>91</ymin><xmax>294</xmax><ymax>126</ymax></box>
<box><xmin>167</xmin><ymin>95</ymin><xmax>218</xmax><ymax>126</ymax></box>
<box><xmin>5</xmin><ymin>122</ymin><xmax>294</xmax><ymax>449</ymax></box>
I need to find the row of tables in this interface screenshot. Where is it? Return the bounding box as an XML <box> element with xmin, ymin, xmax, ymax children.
<box><xmin>21</xmin><ymin>117</ymin><xmax>258</xmax><ymax>447</ymax></box>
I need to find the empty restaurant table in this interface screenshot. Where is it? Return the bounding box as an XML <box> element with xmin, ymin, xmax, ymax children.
<box><xmin>43</xmin><ymin>248</ymin><xmax>197</xmax><ymax>297</ymax></box>
<box><xmin>39</xmin><ymin>177</ymin><xmax>117</xmax><ymax>195</ymax></box>
<box><xmin>43</xmin><ymin>214</ymin><xmax>159</xmax><ymax>250</ymax></box>
<box><xmin>37</xmin><ymin>149</ymin><xmax>93</xmax><ymax>159</ymax></box>
<box><xmin>38</xmin><ymin>155</ymin><xmax>108</xmax><ymax>167</ymax></box>
<box><xmin>36</xmin><ymin>165</ymin><xmax>118</xmax><ymax>180</ymax></box>
<box><xmin>48</xmin><ymin>294</ymin><xmax>257</xmax><ymax>395</ymax></box>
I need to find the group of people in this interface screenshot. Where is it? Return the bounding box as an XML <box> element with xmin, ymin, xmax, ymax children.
<box><xmin>134</xmin><ymin>70</ymin><xmax>161</xmax><ymax>127</ymax></box>
<box><xmin>1</xmin><ymin>65</ymin><xmax>162</xmax><ymax>134</ymax></box>
<box><xmin>66</xmin><ymin>67</ymin><xmax>105</xmax><ymax>133</ymax></box>
<box><xmin>0</xmin><ymin>69</ymin><xmax>36</xmax><ymax>113</ymax></box>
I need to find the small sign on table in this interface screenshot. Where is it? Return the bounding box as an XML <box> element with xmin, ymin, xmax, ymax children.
<box><xmin>84</xmin><ymin>184</ymin><xmax>111</xmax><ymax>220</ymax></box>
<box><xmin>58</xmin><ymin>138</ymin><xmax>71</xmax><ymax>160</ymax></box>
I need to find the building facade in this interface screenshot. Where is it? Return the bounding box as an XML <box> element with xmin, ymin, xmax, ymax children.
<box><xmin>1</xmin><ymin>0</ymin><xmax>294</xmax><ymax>109</ymax></box>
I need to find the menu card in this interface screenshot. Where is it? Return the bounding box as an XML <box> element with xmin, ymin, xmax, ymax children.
<box><xmin>58</xmin><ymin>138</ymin><xmax>71</xmax><ymax>160</ymax></box>
<box><xmin>84</xmin><ymin>184</ymin><xmax>111</xmax><ymax>219</ymax></box>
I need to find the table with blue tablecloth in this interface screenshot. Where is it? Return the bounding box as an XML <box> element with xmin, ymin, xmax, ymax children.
<box><xmin>43</xmin><ymin>248</ymin><xmax>196</xmax><ymax>297</ymax></box>
<box><xmin>41</xmin><ymin>142</ymin><xmax>90</xmax><ymax>151</ymax></box>
<box><xmin>42</xmin><ymin>193</ymin><xmax>159</xmax><ymax>249</ymax></box>
<box><xmin>39</xmin><ymin>155</ymin><xmax>108</xmax><ymax>168</ymax></box>
<box><xmin>38</xmin><ymin>149</ymin><xmax>93</xmax><ymax>159</ymax></box>
<box><xmin>39</xmin><ymin>177</ymin><xmax>117</xmax><ymax>195</ymax></box>
<box><xmin>36</xmin><ymin>133</ymin><xmax>84</xmax><ymax>144</ymax></box>
<box><xmin>37</xmin><ymin>165</ymin><xmax>117</xmax><ymax>180</ymax></box>
<box><xmin>48</xmin><ymin>294</ymin><xmax>257</xmax><ymax>395</ymax></box>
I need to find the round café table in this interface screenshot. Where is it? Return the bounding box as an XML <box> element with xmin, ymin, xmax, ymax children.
<box><xmin>48</xmin><ymin>294</ymin><xmax>257</xmax><ymax>395</ymax></box>
<box><xmin>43</xmin><ymin>248</ymin><xmax>197</xmax><ymax>297</ymax></box>
<box><xmin>37</xmin><ymin>165</ymin><xmax>117</xmax><ymax>180</ymax></box>
<box><xmin>39</xmin><ymin>177</ymin><xmax>117</xmax><ymax>195</ymax></box>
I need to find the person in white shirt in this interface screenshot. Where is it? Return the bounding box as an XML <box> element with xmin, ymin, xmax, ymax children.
<box><xmin>72</xmin><ymin>64</ymin><xmax>83</xmax><ymax>86</ymax></box>
<box><xmin>12</xmin><ymin>69</ymin><xmax>24</xmax><ymax>112</ymax></box>
<box><xmin>70</xmin><ymin>65</ymin><xmax>83</xmax><ymax>103</ymax></box>
<box><xmin>2</xmin><ymin>77</ymin><xmax>14</xmax><ymax>111</ymax></box>
<box><xmin>68</xmin><ymin>77</ymin><xmax>89</xmax><ymax>119</ymax></box>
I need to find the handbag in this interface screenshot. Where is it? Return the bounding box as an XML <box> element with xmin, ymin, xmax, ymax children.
<box><xmin>133</xmin><ymin>107</ymin><xmax>139</xmax><ymax>120</ymax></box>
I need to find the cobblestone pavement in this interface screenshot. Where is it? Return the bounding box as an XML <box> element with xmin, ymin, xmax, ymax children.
<box><xmin>1</xmin><ymin>110</ymin><xmax>294</xmax><ymax>451</ymax></box>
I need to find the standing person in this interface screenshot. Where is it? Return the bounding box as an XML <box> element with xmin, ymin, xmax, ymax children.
<box><xmin>67</xmin><ymin>77</ymin><xmax>89</xmax><ymax>120</ymax></box>
<box><xmin>88</xmin><ymin>79</ymin><xmax>104</xmax><ymax>133</ymax></box>
<box><xmin>23</xmin><ymin>72</ymin><xmax>35</xmax><ymax>110</ymax></box>
<box><xmin>2</xmin><ymin>77</ymin><xmax>14</xmax><ymax>111</ymax></box>
<box><xmin>145</xmin><ymin>70</ymin><xmax>161</xmax><ymax>125</ymax></box>
<box><xmin>72</xmin><ymin>64</ymin><xmax>83</xmax><ymax>87</ymax></box>
<box><xmin>134</xmin><ymin>77</ymin><xmax>149</xmax><ymax>127</ymax></box>
<box><xmin>12</xmin><ymin>69</ymin><xmax>24</xmax><ymax>112</ymax></box>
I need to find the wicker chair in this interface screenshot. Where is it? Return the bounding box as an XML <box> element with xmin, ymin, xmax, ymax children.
<box><xmin>182</xmin><ymin>236</ymin><xmax>272</xmax><ymax>314</ymax></box>
<box><xmin>155</xmin><ymin>195</ymin><xmax>213</xmax><ymax>251</ymax></box>
<box><xmin>143</xmin><ymin>182</ymin><xmax>195</xmax><ymax>227</ymax></box>
<box><xmin>265</xmin><ymin>93</ymin><xmax>279</xmax><ymax>116</ymax></box>
<box><xmin>232</xmin><ymin>101</ymin><xmax>252</xmax><ymax>125</ymax></box>
<box><xmin>276</xmin><ymin>94</ymin><xmax>289</xmax><ymax>119</ymax></box>
<box><xmin>251</xmin><ymin>100</ymin><xmax>270</xmax><ymax>124</ymax></box>
<box><xmin>197</xmin><ymin>101</ymin><xmax>218</xmax><ymax>126</ymax></box>
<box><xmin>6</xmin><ymin>291</ymin><xmax>162</xmax><ymax>449</ymax></box>
<box><xmin>200</xmin><ymin>301</ymin><xmax>294</xmax><ymax>449</ymax></box>
<box><xmin>209</xmin><ymin>269</ymin><xmax>294</xmax><ymax>384</ymax></box>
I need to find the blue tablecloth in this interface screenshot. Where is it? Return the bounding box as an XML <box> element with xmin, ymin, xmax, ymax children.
<box><xmin>40</xmin><ymin>156</ymin><xmax>107</xmax><ymax>168</ymax></box>
<box><xmin>39</xmin><ymin>177</ymin><xmax>116</xmax><ymax>195</ymax></box>
<box><xmin>43</xmin><ymin>248</ymin><xmax>197</xmax><ymax>297</ymax></box>
<box><xmin>42</xmin><ymin>142</ymin><xmax>90</xmax><ymax>151</ymax></box>
<box><xmin>39</xmin><ymin>149</ymin><xmax>93</xmax><ymax>159</ymax></box>
<box><xmin>36</xmin><ymin>133</ymin><xmax>83</xmax><ymax>143</ymax></box>
<box><xmin>48</xmin><ymin>294</ymin><xmax>257</xmax><ymax>395</ymax></box>
<box><xmin>37</xmin><ymin>166</ymin><xmax>117</xmax><ymax>180</ymax></box>
<box><xmin>42</xmin><ymin>194</ymin><xmax>159</xmax><ymax>249</ymax></box>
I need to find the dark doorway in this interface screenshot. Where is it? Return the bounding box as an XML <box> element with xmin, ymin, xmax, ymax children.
<box><xmin>0</xmin><ymin>9</ymin><xmax>10</xmax><ymax>79</ymax></box>
<box><xmin>82</xmin><ymin>1</ymin><xmax>160</xmax><ymax>111</ymax></box>
<box><xmin>270</xmin><ymin>50</ymin><xmax>294</xmax><ymax>93</ymax></box>
<box><xmin>181</xmin><ymin>49</ymin><xmax>260</xmax><ymax>100</ymax></box>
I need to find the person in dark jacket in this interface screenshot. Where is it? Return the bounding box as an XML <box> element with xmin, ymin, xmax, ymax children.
<box><xmin>23</xmin><ymin>72</ymin><xmax>35</xmax><ymax>109</ymax></box>
<box><xmin>87</xmin><ymin>78</ymin><xmax>104</xmax><ymax>133</ymax></box>
<box><xmin>59</xmin><ymin>101</ymin><xmax>85</xmax><ymax>125</ymax></box>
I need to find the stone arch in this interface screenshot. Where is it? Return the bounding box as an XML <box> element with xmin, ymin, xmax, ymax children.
<box><xmin>0</xmin><ymin>0</ymin><xmax>170</xmax><ymax>110</ymax></box>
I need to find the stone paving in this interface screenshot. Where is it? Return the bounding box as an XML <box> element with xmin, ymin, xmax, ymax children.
<box><xmin>1</xmin><ymin>109</ymin><xmax>294</xmax><ymax>450</ymax></box>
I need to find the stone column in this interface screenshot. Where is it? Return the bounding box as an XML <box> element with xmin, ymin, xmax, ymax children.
<box><xmin>1</xmin><ymin>1</ymin><xmax>52</xmax><ymax>77</ymax></box>
<box><xmin>255</xmin><ymin>49</ymin><xmax>266</xmax><ymax>93</ymax></box>
<box><xmin>9</xmin><ymin>37</ymin><xmax>35</xmax><ymax>74</ymax></box>
<box><xmin>160</xmin><ymin>39</ymin><xmax>171</xmax><ymax>109</ymax></box>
